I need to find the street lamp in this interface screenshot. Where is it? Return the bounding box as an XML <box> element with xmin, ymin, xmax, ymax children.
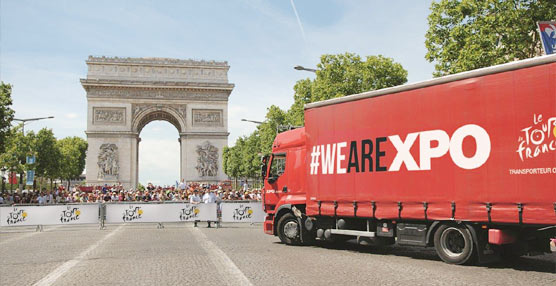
<box><xmin>241</xmin><ymin>118</ymin><xmax>265</xmax><ymax>125</ymax></box>
<box><xmin>294</xmin><ymin>65</ymin><xmax>317</xmax><ymax>73</ymax></box>
<box><xmin>13</xmin><ymin>116</ymin><xmax>55</xmax><ymax>135</ymax></box>
<box><xmin>12</xmin><ymin>116</ymin><xmax>54</xmax><ymax>191</ymax></box>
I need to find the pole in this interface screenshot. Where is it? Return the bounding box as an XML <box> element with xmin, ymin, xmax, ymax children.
<box><xmin>12</xmin><ymin>116</ymin><xmax>53</xmax><ymax>192</ymax></box>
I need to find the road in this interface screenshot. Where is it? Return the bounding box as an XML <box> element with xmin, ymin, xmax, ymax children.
<box><xmin>1</xmin><ymin>223</ymin><xmax>554</xmax><ymax>285</ymax></box>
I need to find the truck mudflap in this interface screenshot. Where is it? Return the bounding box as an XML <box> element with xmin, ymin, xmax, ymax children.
<box><xmin>264</xmin><ymin>217</ymin><xmax>274</xmax><ymax>235</ymax></box>
<box><xmin>465</xmin><ymin>224</ymin><xmax>500</xmax><ymax>264</ymax></box>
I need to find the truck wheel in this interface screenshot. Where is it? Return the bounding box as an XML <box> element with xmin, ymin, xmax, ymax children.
<box><xmin>434</xmin><ymin>224</ymin><xmax>475</xmax><ymax>265</ymax></box>
<box><xmin>277</xmin><ymin>213</ymin><xmax>301</xmax><ymax>245</ymax></box>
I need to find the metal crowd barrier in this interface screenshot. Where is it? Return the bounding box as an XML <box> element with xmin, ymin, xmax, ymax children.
<box><xmin>0</xmin><ymin>201</ymin><xmax>265</xmax><ymax>231</ymax></box>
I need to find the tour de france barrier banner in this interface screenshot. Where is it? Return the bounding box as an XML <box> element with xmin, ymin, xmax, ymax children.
<box><xmin>220</xmin><ymin>202</ymin><xmax>265</xmax><ymax>223</ymax></box>
<box><xmin>0</xmin><ymin>204</ymin><xmax>100</xmax><ymax>227</ymax></box>
<box><xmin>104</xmin><ymin>203</ymin><xmax>217</xmax><ymax>223</ymax></box>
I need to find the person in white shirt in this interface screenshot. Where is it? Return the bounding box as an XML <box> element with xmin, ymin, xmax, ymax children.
<box><xmin>202</xmin><ymin>190</ymin><xmax>217</xmax><ymax>203</ymax></box>
<box><xmin>37</xmin><ymin>195</ymin><xmax>45</xmax><ymax>205</ymax></box>
<box><xmin>189</xmin><ymin>190</ymin><xmax>201</xmax><ymax>227</ymax></box>
<box><xmin>178</xmin><ymin>179</ymin><xmax>187</xmax><ymax>191</ymax></box>
<box><xmin>202</xmin><ymin>190</ymin><xmax>217</xmax><ymax>228</ymax></box>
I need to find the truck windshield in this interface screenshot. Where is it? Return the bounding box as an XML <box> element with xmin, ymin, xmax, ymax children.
<box><xmin>269</xmin><ymin>154</ymin><xmax>286</xmax><ymax>178</ymax></box>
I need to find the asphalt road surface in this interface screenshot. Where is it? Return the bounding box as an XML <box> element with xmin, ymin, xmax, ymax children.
<box><xmin>1</xmin><ymin>223</ymin><xmax>554</xmax><ymax>285</ymax></box>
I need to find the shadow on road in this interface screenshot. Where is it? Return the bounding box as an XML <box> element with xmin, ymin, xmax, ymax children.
<box><xmin>282</xmin><ymin>240</ymin><xmax>556</xmax><ymax>274</ymax></box>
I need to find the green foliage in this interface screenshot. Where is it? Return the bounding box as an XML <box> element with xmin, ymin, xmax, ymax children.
<box><xmin>241</xmin><ymin>131</ymin><xmax>262</xmax><ymax>178</ymax></box>
<box><xmin>425</xmin><ymin>0</ymin><xmax>556</xmax><ymax>76</ymax></box>
<box><xmin>57</xmin><ymin>137</ymin><xmax>88</xmax><ymax>182</ymax></box>
<box><xmin>35</xmin><ymin>128</ymin><xmax>61</xmax><ymax>180</ymax></box>
<box><xmin>223</xmin><ymin>140</ymin><xmax>243</xmax><ymax>179</ymax></box>
<box><xmin>287</xmin><ymin>53</ymin><xmax>408</xmax><ymax>125</ymax></box>
<box><xmin>0</xmin><ymin>125</ymin><xmax>36</xmax><ymax>173</ymax></box>
<box><xmin>286</xmin><ymin>79</ymin><xmax>312</xmax><ymax>126</ymax></box>
<box><xmin>223</xmin><ymin>131</ymin><xmax>263</xmax><ymax>180</ymax></box>
<box><xmin>257</xmin><ymin>105</ymin><xmax>288</xmax><ymax>155</ymax></box>
<box><xmin>0</xmin><ymin>82</ymin><xmax>15</xmax><ymax>154</ymax></box>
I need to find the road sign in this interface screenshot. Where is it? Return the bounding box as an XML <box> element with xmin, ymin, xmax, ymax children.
<box><xmin>26</xmin><ymin>170</ymin><xmax>34</xmax><ymax>186</ymax></box>
<box><xmin>26</xmin><ymin>155</ymin><xmax>36</xmax><ymax>164</ymax></box>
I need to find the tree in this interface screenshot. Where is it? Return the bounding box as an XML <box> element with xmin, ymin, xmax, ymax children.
<box><xmin>425</xmin><ymin>0</ymin><xmax>556</xmax><ymax>77</ymax></box>
<box><xmin>287</xmin><ymin>53</ymin><xmax>408</xmax><ymax>125</ymax></box>
<box><xmin>223</xmin><ymin>139</ymin><xmax>244</xmax><ymax>187</ymax></box>
<box><xmin>0</xmin><ymin>126</ymin><xmax>22</xmax><ymax>173</ymax></box>
<box><xmin>35</xmin><ymin>128</ymin><xmax>61</xmax><ymax>189</ymax></box>
<box><xmin>257</xmin><ymin>105</ymin><xmax>288</xmax><ymax>155</ymax></box>
<box><xmin>241</xmin><ymin>131</ymin><xmax>262</xmax><ymax>179</ymax></box>
<box><xmin>57</xmin><ymin>137</ymin><xmax>87</xmax><ymax>188</ymax></box>
<box><xmin>222</xmin><ymin>146</ymin><xmax>230</xmax><ymax>178</ymax></box>
<box><xmin>0</xmin><ymin>125</ymin><xmax>36</xmax><ymax>189</ymax></box>
<box><xmin>286</xmin><ymin>78</ymin><xmax>312</xmax><ymax>126</ymax></box>
<box><xmin>0</xmin><ymin>82</ymin><xmax>15</xmax><ymax>154</ymax></box>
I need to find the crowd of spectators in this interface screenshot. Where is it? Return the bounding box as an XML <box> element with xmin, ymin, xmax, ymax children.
<box><xmin>0</xmin><ymin>181</ymin><xmax>262</xmax><ymax>205</ymax></box>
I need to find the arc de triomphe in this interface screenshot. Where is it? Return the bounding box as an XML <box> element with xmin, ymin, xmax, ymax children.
<box><xmin>82</xmin><ymin>56</ymin><xmax>233</xmax><ymax>188</ymax></box>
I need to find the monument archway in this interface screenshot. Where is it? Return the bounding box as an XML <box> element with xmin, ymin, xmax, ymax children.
<box><xmin>82</xmin><ymin>56</ymin><xmax>233</xmax><ymax>188</ymax></box>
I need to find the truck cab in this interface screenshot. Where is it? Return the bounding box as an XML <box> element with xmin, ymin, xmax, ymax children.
<box><xmin>262</xmin><ymin>127</ymin><xmax>307</xmax><ymax>236</ymax></box>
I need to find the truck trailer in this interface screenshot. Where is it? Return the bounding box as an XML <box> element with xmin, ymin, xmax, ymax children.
<box><xmin>261</xmin><ymin>55</ymin><xmax>556</xmax><ymax>265</ymax></box>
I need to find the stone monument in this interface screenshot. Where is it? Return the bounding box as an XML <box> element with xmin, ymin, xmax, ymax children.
<box><xmin>82</xmin><ymin>56</ymin><xmax>233</xmax><ymax>188</ymax></box>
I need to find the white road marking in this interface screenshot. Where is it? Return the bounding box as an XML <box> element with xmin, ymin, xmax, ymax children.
<box><xmin>190</xmin><ymin>227</ymin><xmax>253</xmax><ymax>286</ymax></box>
<box><xmin>0</xmin><ymin>226</ymin><xmax>62</xmax><ymax>246</ymax></box>
<box><xmin>33</xmin><ymin>225</ymin><xmax>124</xmax><ymax>286</ymax></box>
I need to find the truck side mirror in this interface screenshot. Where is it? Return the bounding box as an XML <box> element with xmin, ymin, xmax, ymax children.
<box><xmin>261</xmin><ymin>164</ymin><xmax>267</xmax><ymax>179</ymax></box>
<box><xmin>267</xmin><ymin>176</ymin><xmax>277</xmax><ymax>184</ymax></box>
<box><xmin>261</xmin><ymin>155</ymin><xmax>269</xmax><ymax>179</ymax></box>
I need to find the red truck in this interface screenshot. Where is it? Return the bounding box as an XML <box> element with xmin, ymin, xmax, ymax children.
<box><xmin>261</xmin><ymin>55</ymin><xmax>556</xmax><ymax>265</ymax></box>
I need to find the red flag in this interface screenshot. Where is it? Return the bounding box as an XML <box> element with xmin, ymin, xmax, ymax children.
<box><xmin>9</xmin><ymin>172</ymin><xmax>18</xmax><ymax>185</ymax></box>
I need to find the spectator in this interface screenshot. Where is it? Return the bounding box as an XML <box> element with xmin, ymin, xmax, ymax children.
<box><xmin>202</xmin><ymin>189</ymin><xmax>217</xmax><ymax>228</ymax></box>
<box><xmin>190</xmin><ymin>189</ymin><xmax>201</xmax><ymax>227</ymax></box>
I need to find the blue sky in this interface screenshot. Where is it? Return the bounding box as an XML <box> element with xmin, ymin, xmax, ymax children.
<box><xmin>1</xmin><ymin>0</ymin><xmax>434</xmax><ymax>185</ymax></box>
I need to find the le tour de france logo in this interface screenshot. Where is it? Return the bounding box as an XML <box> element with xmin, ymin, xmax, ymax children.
<box><xmin>6</xmin><ymin>208</ymin><xmax>27</xmax><ymax>225</ymax></box>
<box><xmin>60</xmin><ymin>206</ymin><xmax>81</xmax><ymax>223</ymax></box>
<box><xmin>232</xmin><ymin>204</ymin><xmax>253</xmax><ymax>221</ymax></box>
<box><xmin>179</xmin><ymin>205</ymin><xmax>200</xmax><ymax>221</ymax></box>
<box><xmin>516</xmin><ymin>114</ymin><xmax>556</xmax><ymax>161</ymax></box>
<box><xmin>122</xmin><ymin>205</ymin><xmax>143</xmax><ymax>222</ymax></box>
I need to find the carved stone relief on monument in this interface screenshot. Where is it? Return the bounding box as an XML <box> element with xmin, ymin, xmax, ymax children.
<box><xmin>132</xmin><ymin>104</ymin><xmax>186</xmax><ymax>119</ymax></box>
<box><xmin>97</xmin><ymin>143</ymin><xmax>119</xmax><ymax>180</ymax></box>
<box><xmin>93</xmin><ymin>107</ymin><xmax>125</xmax><ymax>125</ymax></box>
<box><xmin>196</xmin><ymin>141</ymin><xmax>218</xmax><ymax>177</ymax></box>
<box><xmin>86</xmin><ymin>56</ymin><xmax>229</xmax><ymax>83</ymax></box>
<box><xmin>85</xmin><ymin>87</ymin><xmax>229</xmax><ymax>101</ymax></box>
<box><xmin>192</xmin><ymin>109</ymin><xmax>223</xmax><ymax>127</ymax></box>
<box><xmin>88</xmin><ymin>65</ymin><xmax>228</xmax><ymax>82</ymax></box>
